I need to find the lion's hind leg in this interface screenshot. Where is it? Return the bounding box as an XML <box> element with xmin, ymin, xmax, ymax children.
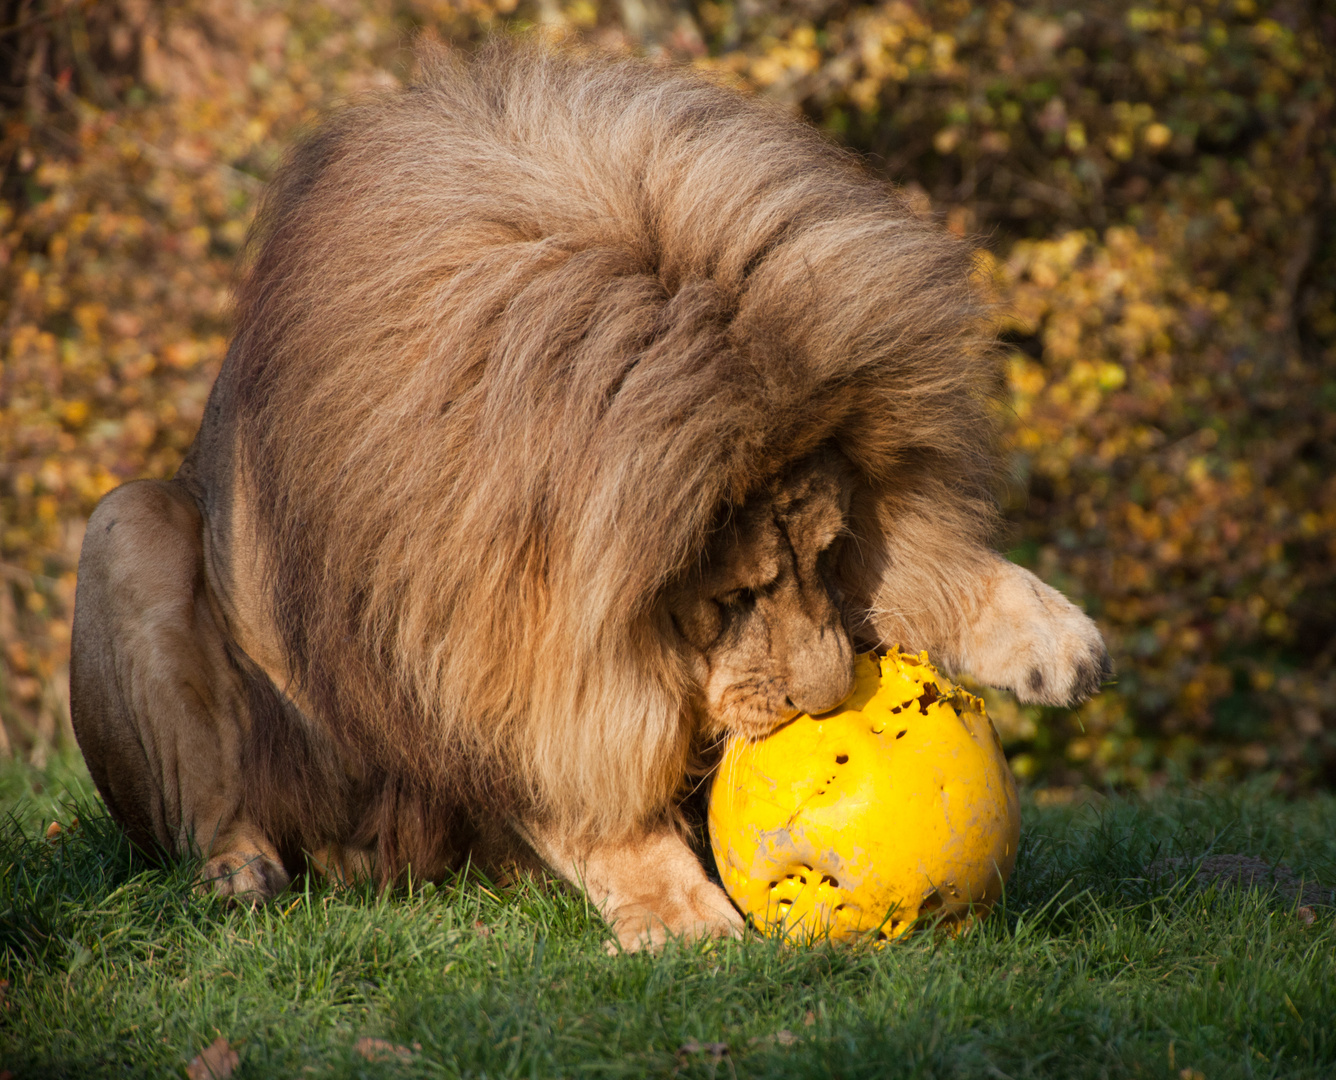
<box><xmin>70</xmin><ymin>479</ymin><xmax>289</xmax><ymax>901</ymax></box>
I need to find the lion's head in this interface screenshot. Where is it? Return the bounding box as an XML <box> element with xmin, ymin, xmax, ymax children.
<box><xmin>667</xmin><ymin>447</ymin><xmax>857</xmax><ymax>739</ymax></box>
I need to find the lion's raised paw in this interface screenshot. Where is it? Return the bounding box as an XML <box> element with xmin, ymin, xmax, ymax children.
<box><xmin>959</xmin><ymin>560</ymin><xmax>1112</xmax><ymax>708</ymax></box>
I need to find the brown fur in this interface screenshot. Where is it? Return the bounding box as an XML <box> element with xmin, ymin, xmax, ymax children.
<box><xmin>70</xmin><ymin>39</ymin><xmax>1109</xmax><ymax>948</ymax></box>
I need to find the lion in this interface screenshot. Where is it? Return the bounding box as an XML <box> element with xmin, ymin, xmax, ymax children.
<box><xmin>69</xmin><ymin>39</ymin><xmax>1110</xmax><ymax>950</ymax></box>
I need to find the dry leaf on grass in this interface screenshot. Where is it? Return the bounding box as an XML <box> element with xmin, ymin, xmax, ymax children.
<box><xmin>43</xmin><ymin>819</ymin><xmax>79</xmax><ymax>841</ymax></box>
<box><xmin>749</xmin><ymin>1029</ymin><xmax>798</xmax><ymax>1048</ymax></box>
<box><xmin>676</xmin><ymin>1039</ymin><xmax>729</xmax><ymax>1065</ymax></box>
<box><xmin>186</xmin><ymin>1037</ymin><xmax>239</xmax><ymax>1080</ymax></box>
<box><xmin>354</xmin><ymin>1037</ymin><xmax>418</xmax><ymax>1062</ymax></box>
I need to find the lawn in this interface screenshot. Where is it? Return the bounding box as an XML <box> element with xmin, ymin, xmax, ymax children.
<box><xmin>0</xmin><ymin>752</ymin><xmax>1332</xmax><ymax>1079</ymax></box>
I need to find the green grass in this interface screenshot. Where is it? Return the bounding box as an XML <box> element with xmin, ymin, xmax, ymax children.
<box><xmin>1</xmin><ymin>753</ymin><xmax>1333</xmax><ymax>1079</ymax></box>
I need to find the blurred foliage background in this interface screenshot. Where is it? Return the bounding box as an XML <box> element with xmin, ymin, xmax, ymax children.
<box><xmin>1</xmin><ymin>0</ymin><xmax>1333</xmax><ymax>790</ymax></box>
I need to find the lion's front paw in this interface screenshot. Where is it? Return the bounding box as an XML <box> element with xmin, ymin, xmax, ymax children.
<box><xmin>198</xmin><ymin>849</ymin><xmax>290</xmax><ymax>903</ymax></box>
<box><xmin>528</xmin><ymin>822</ymin><xmax>747</xmax><ymax>955</ymax></box>
<box><xmin>608</xmin><ymin>880</ymin><xmax>746</xmax><ymax>953</ymax></box>
<box><xmin>959</xmin><ymin>560</ymin><xmax>1112</xmax><ymax>707</ymax></box>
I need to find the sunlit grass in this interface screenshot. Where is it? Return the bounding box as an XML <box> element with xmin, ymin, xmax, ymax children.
<box><xmin>1</xmin><ymin>755</ymin><xmax>1332</xmax><ymax>1078</ymax></box>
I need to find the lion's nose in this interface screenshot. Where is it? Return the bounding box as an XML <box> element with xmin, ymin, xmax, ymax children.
<box><xmin>788</xmin><ymin>672</ymin><xmax>854</xmax><ymax>717</ymax></box>
<box><xmin>786</xmin><ymin>629</ymin><xmax>855</xmax><ymax>716</ymax></box>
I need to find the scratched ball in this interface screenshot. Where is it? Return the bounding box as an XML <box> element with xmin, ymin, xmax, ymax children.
<box><xmin>708</xmin><ymin>648</ymin><xmax>1021</xmax><ymax>942</ymax></box>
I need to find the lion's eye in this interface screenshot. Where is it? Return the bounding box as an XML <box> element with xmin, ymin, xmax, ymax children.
<box><xmin>718</xmin><ymin>587</ymin><xmax>758</xmax><ymax>610</ymax></box>
<box><xmin>816</xmin><ymin>531</ymin><xmax>846</xmax><ymax>571</ymax></box>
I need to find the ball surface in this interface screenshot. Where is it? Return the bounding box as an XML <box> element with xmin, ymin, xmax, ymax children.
<box><xmin>708</xmin><ymin>648</ymin><xmax>1020</xmax><ymax>942</ymax></box>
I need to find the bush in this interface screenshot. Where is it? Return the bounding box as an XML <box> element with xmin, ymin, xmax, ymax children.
<box><xmin>1</xmin><ymin>0</ymin><xmax>1332</xmax><ymax>787</ymax></box>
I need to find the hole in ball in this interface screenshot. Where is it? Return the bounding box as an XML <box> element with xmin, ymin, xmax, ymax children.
<box><xmin>835</xmin><ymin>754</ymin><xmax>848</xmax><ymax>764</ymax></box>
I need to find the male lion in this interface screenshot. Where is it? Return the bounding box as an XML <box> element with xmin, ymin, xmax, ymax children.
<box><xmin>70</xmin><ymin>40</ymin><xmax>1109</xmax><ymax>950</ymax></box>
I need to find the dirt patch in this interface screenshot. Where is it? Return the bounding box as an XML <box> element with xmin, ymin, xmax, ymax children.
<box><xmin>1144</xmin><ymin>854</ymin><xmax>1332</xmax><ymax>907</ymax></box>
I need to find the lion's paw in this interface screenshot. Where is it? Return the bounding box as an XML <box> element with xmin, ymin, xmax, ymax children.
<box><xmin>198</xmin><ymin>850</ymin><xmax>290</xmax><ymax>903</ymax></box>
<box><xmin>961</xmin><ymin>561</ymin><xmax>1112</xmax><ymax>707</ymax></box>
<box><xmin>607</xmin><ymin>881</ymin><xmax>746</xmax><ymax>954</ymax></box>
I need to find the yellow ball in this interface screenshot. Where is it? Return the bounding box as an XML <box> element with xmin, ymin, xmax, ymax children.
<box><xmin>708</xmin><ymin>648</ymin><xmax>1020</xmax><ymax>942</ymax></box>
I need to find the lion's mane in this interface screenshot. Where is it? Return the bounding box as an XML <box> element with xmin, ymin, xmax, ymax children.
<box><xmin>218</xmin><ymin>39</ymin><xmax>999</xmax><ymax>858</ymax></box>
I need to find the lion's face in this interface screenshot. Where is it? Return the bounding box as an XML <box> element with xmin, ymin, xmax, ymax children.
<box><xmin>668</xmin><ymin>449</ymin><xmax>857</xmax><ymax>740</ymax></box>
